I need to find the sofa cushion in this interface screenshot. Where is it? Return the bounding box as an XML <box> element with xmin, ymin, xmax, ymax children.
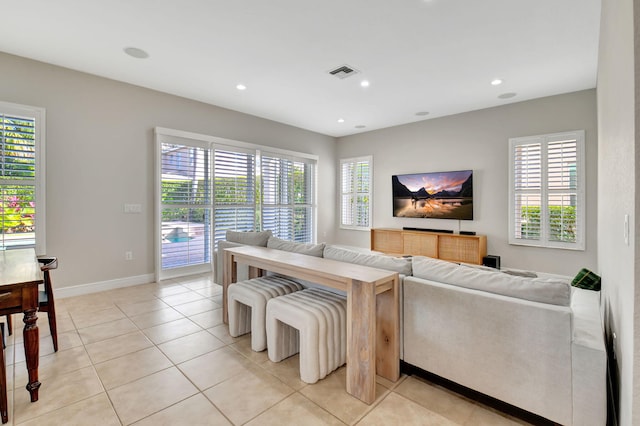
<box><xmin>267</xmin><ymin>236</ymin><xmax>325</xmax><ymax>257</ymax></box>
<box><xmin>226</xmin><ymin>230</ymin><xmax>272</xmax><ymax>246</ymax></box>
<box><xmin>412</xmin><ymin>256</ymin><xmax>571</xmax><ymax>306</ymax></box>
<box><xmin>323</xmin><ymin>244</ymin><xmax>412</xmax><ymax>275</ymax></box>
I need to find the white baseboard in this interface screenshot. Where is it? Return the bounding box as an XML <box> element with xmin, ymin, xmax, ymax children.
<box><xmin>56</xmin><ymin>273</ymin><xmax>155</xmax><ymax>299</ymax></box>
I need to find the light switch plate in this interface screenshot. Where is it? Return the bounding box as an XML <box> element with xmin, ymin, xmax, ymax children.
<box><xmin>624</xmin><ymin>214</ymin><xmax>629</xmax><ymax>245</ymax></box>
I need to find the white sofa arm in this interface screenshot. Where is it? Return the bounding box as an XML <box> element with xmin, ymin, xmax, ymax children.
<box><xmin>570</xmin><ymin>288</ymin><xmax>606</xmax><ymax>426</ymax></box>
<box><xmin>571</xmin><ymin>288</ymin><xmax>605</xmax><ymax>348</ymax></box>
<box><xmin>215</xmin><ymin>240</ymin><xmax>248</xmax><ymax>285</ymax></box>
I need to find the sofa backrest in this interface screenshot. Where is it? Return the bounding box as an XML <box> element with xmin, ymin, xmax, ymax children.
<box><xmin>226</xmin><ymin>230</ymin><xmax>272</xmax><ymax>246</ymax></box>
<box><xmin>266</xmin><ymin>236</ymin><xmax>325</xmax><ymax>257</ymax></box>
<box><xmin>411</xmin><ymin>255</ymin><xmax>571</xmax><ymax>306</ymax></box>
<box><xmin>323</xmin><ymin>244</ymin><xmax>412</xmax><ymax>275</ymax></box>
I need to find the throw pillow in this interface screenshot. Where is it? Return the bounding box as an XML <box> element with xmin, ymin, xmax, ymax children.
<box><xmin>226</xmin><ymin>230</ymin><xmax>272</xmax><ymax>246</ymax></box>
<box><xmin>571</xmin><ymin>268</ymin><xmax>601</xmax><ymax>291</ymax></box>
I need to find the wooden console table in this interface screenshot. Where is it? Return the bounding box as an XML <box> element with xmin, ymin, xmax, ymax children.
<box><xmin>371</xmin><ymin>228</ymin><xmax>487</xmax><ymax>264</ymax></box>
<box><xmin>222</xmin><ymin>245</ymin><xmax>400</xmax><ymax>405</ymax></box>
<box><xmin>0</xmin><ymin>249</ymin><xmax>42</xmax><ymax>403</ymax></box>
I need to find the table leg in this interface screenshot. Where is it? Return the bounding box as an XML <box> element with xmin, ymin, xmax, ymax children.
<box><xmin>346</xmin><ymin>279</ymin><xmax>376</xmax><ymax>404</ymax></box>
<box><xmin>222</xmin><ymin>251</ymin><xmax>237</xmax><ymax>324</ymax></box>
<box><xmin>248</xmin><ymin>266</ymin><xmax>263</xmax><ymax>279</ymax></box>
<box><xmin>23</xmin><ymin>309</ymin><xmax>40</xmax><ymax>402</ymax></box>
<box><xmin>375</xmin><ymin>277</ymin><xmax>400</xmax><ymax>381</ymax></box>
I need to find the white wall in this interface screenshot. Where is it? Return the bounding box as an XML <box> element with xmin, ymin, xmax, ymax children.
<box><xmin>597</xmin><ymin>0</ymin><xmax>638</xmax><ymax>424</ymax></box>
<box><xmin>0</xmin><ymin>52</ymin><xmax>337</xmax><ymax>290</ymax></box>
<box><xmin>335</xmin><ymin>90</ymin><xmax>597</xmax><ymax>276</ymax></box>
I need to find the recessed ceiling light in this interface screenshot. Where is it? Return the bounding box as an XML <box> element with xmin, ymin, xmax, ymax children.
<box><xmin>360</xmin><ymin>80</ymin><xmax>370</xmax><ymax>88</ymax></box>
<box><xmin>491</xmin><ymin>79</ymin><xmax>503</xmax><ymax>86</ymax></box>
<box><xmin>415</xmin><ymin>111</ymin><xmax>430</xmax><ymax>116</ymax></box>
<box><xmin>123</xmin><ymin>47</ymin><xmax>149</xmax><ymax>59</ymax></box>
<box><xmin>355</xmin><ymin>125</ymin><xmax>366</xmax><ymax>129</ymax></box>
<box><xmin>236</xmin><ymin>84</ymin><xmax>247</xmax><ymax>91</ymax></box>
<box><xmin>498</xmin><ymin>92</ymin><xmax>517</xmax><ymax>99</ymax></box>
<box><xmin>337</xmin><ymin>118</ymin><xmax>345</xmax><ymax>123</ymax></box>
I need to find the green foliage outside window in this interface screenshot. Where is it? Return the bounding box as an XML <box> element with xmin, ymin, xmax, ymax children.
<box><xmin>0</xmin><ymin>186</ymin><xmax>35</xmax><ymax>233</ymax></box>
<box><xmin>214</xmin><ymin>176</ymin><xmax>253</xmax><ymax>205</ymax></box>
<box><xmin>161</xmin><ymin>179</ymin><xmax>209</xmax><ymax>223</ymax></box>
<box><xmin>161</xmin><ymin>167</ymin><xmax>311</xmax><ymax>241</ymax></box>
<box><xmin>0</xmin><ymin>117</ymin><xmax>36</xmax><ymax>234</ymax></box>
<box><xmin>520</xmin><ymin>205</ymin><xmax>577</xmax><ymax>242</ymax></box>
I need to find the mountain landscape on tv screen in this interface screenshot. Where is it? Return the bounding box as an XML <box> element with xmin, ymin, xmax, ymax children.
<box><xmin>392</xmin><ymin>171</ymin><xmax>473</xmax><ymax>220</ymax></box>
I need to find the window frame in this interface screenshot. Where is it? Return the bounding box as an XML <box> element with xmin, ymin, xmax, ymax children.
<box><xmin>0</xmin><ymin>101</ymin><xmax>46</xmax><ymax>255</ymax></box>
<box><xmin>339</xmin><ymin>155</ymin><xmax>373</xmax><ymax>231</ymax></box>
<box><xmin>508</xmin><ymin>130</ymin><xmax>585</xmax><ymax>250</ymax></box>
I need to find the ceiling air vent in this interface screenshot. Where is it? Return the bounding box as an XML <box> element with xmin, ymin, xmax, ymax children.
<box><xmin>328</xmin><ymin>64</ymin><xmax>360</xmax><ymax>79</ymax></box>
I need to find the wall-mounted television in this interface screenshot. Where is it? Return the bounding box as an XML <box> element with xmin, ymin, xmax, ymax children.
<box><xmin>392</xmin><ymin>170</ymin><xmax>473</xmax><ymax>220</ymax></box>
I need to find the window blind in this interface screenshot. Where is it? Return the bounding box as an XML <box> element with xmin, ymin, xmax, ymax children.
<box><xmin>261</xmin><ymin>154</ymin><xmax>314</xmax><ymax>243</ymax></box>
<box><xmin>513</xmin><ymin>142</ymin><xmax>541</xmax><ymax>241</ymax></box>
<box><xmin>547</xmin><ymin>139</ymin><xmax>579</xmax><ymax>243</ymax></box>
<box><xmin>156</xmin><ymin>128</ymin><xmax>318</xmax><ymax>277</ymax></box>
<box><xmin>213</xmin><ymin>148</ymin><xmax>256</xmax><ymax>246</ymax></box>
<box><xmin>340</xmin><ymin>156</ymin><xmax>372</xmax><ymax>229</ymax></box>
<box><xmin>161</xmin><ymin>143</ymin><xmax>212</xmax><ymax>269</ymax></box>
<box><xmin>0</xmin><ymin>112</ymin><xmax>37</xmax><ymax>249</ymax></box>
<box><xmin>509</xmin><ymin>131</ymin><xmax>584</xmax><ymax>250</ymax></box>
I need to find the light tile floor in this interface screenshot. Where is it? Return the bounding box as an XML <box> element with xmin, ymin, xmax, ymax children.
<box><xmin>3</xmin><ymin>274</ymin><xmax>534</xmax><ymax>425</ymax></box>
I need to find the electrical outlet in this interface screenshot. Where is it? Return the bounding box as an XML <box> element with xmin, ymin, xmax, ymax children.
<box><xmin>125</xmin><ymin>251</ymin><xmax>133</xmax><ymax>261</ymax></box>
<box><xmin>124</xmin><ymin>204</ymin><xmax>142</xmax><ymax>214</ymax></box>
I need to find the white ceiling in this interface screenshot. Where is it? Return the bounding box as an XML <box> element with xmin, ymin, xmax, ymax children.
<box><xmin>0</xmin><ymin>0</ymin><xmax>601</xmax><ymax>137</ymax></box>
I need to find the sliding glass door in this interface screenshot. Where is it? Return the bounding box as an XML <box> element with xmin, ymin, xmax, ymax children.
<box><xmin>159</xmin><ymin>142</ymin><xmax>212</xmax><ymax>271</ymax></box>
<box><xmin>155</xmin><ymin>128</ymin><xmax>317</xmax><ymax>280</ymax></box>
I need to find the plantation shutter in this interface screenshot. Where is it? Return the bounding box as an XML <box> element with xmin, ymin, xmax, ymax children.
<box><xmin>512</xmin><ymin>141</ymin><xmax>542</xmax><ymax>241</ymax></box>
<box><xmin>156</xmin><ymin>127</ymin><xmax>318</xmax><ymax>279</ymax></box>
<box><xmin>213</xmin><ymin>147</ymin><xmax>256</xmax><ymax>246</ymax></box>
<box><xmin>0</xmin><ymin>111</ymin><xmax>37</xmax><ymax>249</ymax></box>
<box><xmin>547</xmin><ymin>137</ymin><xmax>579</xmax><ymax>243</ymax></box>
<box><xmin>509</xmin><ymin>131</ymin><xmax>584</xmax><ymax>250</ymax></box>
<box><xmin>261</xmin><ymin>153</ymin><xmax>315</xmax><ymax>243</ymax></box>
<box><xmin>340</xmin><ymin>156</ymin><xmax>372</xmax><ymax>229</ymax></box>
<box><xmin>160</xmin><ymin>143</ymin><xmax>212</xmax><ymax>269</ymax></box>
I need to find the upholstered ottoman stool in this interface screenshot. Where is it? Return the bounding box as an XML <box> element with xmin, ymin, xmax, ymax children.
<box><xmin>228</xmin><ymin>276</ymin><xmax>303</xmax><ymax>351</ymax></box>
<box><xmin>266</xmin><ymin>287</ymin><xmax>346</xmax><ymax>384</ymax></box>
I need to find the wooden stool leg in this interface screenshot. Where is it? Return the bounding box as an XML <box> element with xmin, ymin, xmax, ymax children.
<box><xmin>5</xmin><ymin>316</ymin><xmax>11</xmax><ymax>337</ymax></box>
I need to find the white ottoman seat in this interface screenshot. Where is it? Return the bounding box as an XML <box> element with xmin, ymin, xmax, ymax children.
<box><xmin>228</xmin><ymin>276</ymin><xmax>303</xmax><ymax>351</ymax></box>
<box><xmin>266</xmin><ymin>287</ymin><xmax>347</xmax><ymax>384</ymax></box>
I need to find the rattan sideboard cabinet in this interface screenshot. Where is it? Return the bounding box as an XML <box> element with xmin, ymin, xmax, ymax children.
<box><xmin>370</xmin><ymin>228</ymin><xmax>487</xmax><ymax>265</ymax></box>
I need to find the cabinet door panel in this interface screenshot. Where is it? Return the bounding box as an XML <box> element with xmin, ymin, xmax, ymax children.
<box><xmin>403</xmin><ymin>233</ymin><xmax>437</xmax><ymax>257</ymax></box>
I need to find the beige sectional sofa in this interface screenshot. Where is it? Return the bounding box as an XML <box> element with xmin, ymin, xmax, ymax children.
<box><xmin>403</xmin><ymin>256</ymin><xmax>606</xmax><ymax>426</ymax></box>
<box><xmin>215</xmin><ymin>232</ymin><xmax>606</xmax><ymax>425</ymax></box>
